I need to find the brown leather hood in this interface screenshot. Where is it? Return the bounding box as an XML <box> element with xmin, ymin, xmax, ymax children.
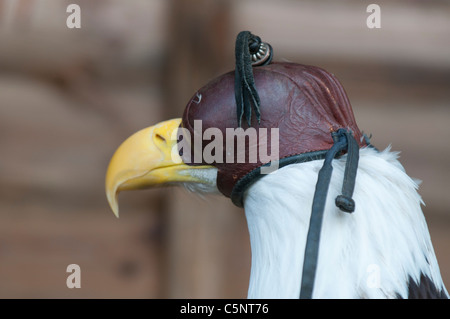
<box><xmin>180</xmin><ymin>62</ymin><xmax>365</xmax><ymax>198</ymax></box>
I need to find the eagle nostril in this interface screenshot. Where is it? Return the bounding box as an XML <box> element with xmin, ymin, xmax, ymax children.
<box><xmin>155</xmin><ymin>133</ymin><xmax>166</xmax><ymax>143</ymax></box>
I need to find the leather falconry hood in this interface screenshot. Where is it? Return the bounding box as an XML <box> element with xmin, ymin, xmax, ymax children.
<box><xmin>180</xmin><ymin>31</ymin><xmax>366</xmax><ymax>205</ymax></box>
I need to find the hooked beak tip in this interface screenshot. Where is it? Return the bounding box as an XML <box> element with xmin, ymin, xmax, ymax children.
<box><xmin>106</xmin><ymin>188</ymin><xmax>120</xmax><ymax>218</ymax></box>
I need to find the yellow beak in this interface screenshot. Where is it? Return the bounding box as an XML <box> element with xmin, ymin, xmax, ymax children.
<box><xmin>105</xmin><ymin>118</ymin><xmax>212</xmax><ymax>217</ymax></box>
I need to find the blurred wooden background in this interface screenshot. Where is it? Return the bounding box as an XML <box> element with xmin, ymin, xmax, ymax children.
<box><xmin>0</xmin><ymin>0</ymin><xmax>449</xmax><ymax>298</ymax></box>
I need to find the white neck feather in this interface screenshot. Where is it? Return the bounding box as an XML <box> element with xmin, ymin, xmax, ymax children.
<box><xmin>243</xmin><ymin>147</ymin><xmax>447</xmax><ymax>298</ymax></box>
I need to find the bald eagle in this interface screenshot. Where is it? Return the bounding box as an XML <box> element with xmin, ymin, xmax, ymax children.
<box><xmin>105</xmin><ymin>33</ymin><xmax>448</xmax><ymax>299</ymax></box>
<box><xmin>105</xmin><ymin>118</ymin><xmax>448</xmax><ymax>299</ymax></box>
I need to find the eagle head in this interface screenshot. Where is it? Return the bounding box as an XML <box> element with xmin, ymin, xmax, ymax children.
<box><xmin>105</xmin><ymin>32</ymin><xmax>448</xmax><ymax>299</ymax></box>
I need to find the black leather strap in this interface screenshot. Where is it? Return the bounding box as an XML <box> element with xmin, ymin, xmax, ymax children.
<box><xmin>234</xmin><ymin>31</ymin><xmax>273</xmax><ymax>127</ymax></box>
<box><xmin>300</xmin><ymin>129</ymin><xmax>359</xmax><ymax>298</ymax></box>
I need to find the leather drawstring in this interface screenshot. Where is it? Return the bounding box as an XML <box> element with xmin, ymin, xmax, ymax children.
<box><xmin>335</xmin><ymin>129</ymin><xmax>359</xmax><ymax>213</ymax></box>
<box><xmin>300</xmin><ymin>128</ymin><xmax>359</xmax><ymax>299</ymax></box>
<box><xmin>234</xmin><ymin>31</ymin><xmax>273</xmax><ymax>127</ymax></box>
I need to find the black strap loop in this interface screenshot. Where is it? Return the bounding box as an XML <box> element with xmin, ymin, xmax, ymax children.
<box><xmin>299</xmin><ymin>129</ymin><xmax>359</xmax><ymax>299</ymax></box>
<box><xmin>335</xmin><ymin>130</ymin><xmax>359</xmax><ymax>213</ymax></box>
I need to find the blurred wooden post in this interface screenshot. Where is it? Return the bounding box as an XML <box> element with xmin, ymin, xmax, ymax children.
<box><xmin>159</xmin><ymin>0</ymin><xmax>251</xmax><ymax>298</ymax></box>
<box><xmin>161</xmin><ymin>0</ymin><xmax>233</xmax><ymax>118</ymax></box>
